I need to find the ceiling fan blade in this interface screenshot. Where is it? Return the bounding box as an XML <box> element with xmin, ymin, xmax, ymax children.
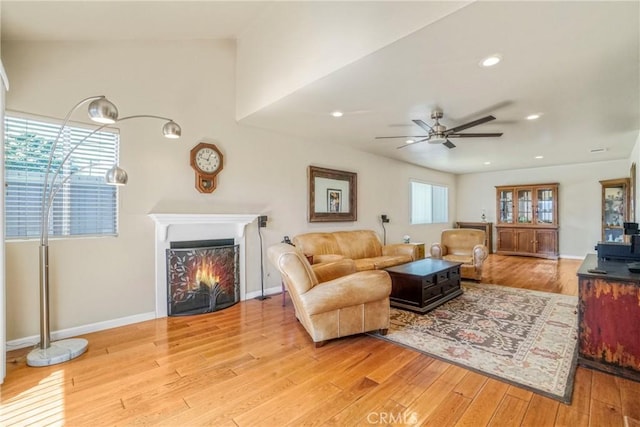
<box><xmin>412</xmin><ymin>119</ymin><xmax>433</xmax><ymax>132</ymax></box>
<box><xmin>375</xmin><ymin>135</ymin><xmax>428</xmax><ymax>139</ymax></box>
<box><xmin>443</xmin><ymin>140</ymin><xmax>456</xmax><ymax>149</ymax></box>
<box><xmin>396</xmin><ymin>137</ymin><xmax>429</xmax><ymax>149</ymax></box>
<box><xmin>446</xmin><ymin>115</ymin><xmax>496</xmax><ymax>133</ymax></box>
<box><xmin>447</xmin><ymin>132</ymin><xmax>503</xmax><ymax>138</ymax></box>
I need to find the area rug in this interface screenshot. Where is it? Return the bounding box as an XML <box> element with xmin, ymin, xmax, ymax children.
<box><xmin>374</xmin><ymin>282</ymin><xmax>578</xmax><ymax>403</ymax></box>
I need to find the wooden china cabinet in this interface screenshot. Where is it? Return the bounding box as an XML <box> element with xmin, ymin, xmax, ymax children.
<box><xmin>495</xmin><ymin>183</ymin><xmax>559</xmax><ymax>259</ymax></box>
<box><xmin>600</xmin><ymin>178</ymin><xmax>630</xmax><ymax>243</ymax></box>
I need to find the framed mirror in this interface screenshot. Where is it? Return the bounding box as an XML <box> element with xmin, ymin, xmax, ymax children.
<box><xmin>308</xmin><ymin>166</ymin><xmax>357</xmax><ymax>222</ymax></box>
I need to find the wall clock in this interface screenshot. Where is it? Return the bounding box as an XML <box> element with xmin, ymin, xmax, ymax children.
<box><xmin>190</xmin><ymin>142</ymin><xmax>224</xmax><ymax>193</ymax></box>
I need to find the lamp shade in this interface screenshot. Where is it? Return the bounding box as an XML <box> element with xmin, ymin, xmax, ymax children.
<box><xmin>105</xmin><ymin>165</ymin><xmax>129</xmax><ymax>185</ymax></box>
<box><xmin>88</xmin><ymin>97</ymin><xmax>119</xmax><ymax>124</ymax></box>
<box><xmin>162</xmin><ymin>121</ymin><xmax>181</xmax><ymax>139</ymax></box>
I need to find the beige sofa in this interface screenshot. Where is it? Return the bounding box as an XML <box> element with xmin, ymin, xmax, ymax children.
<box><xmin>268</xmin><ymin>243</ymin><xmax>391</xmax><ymax>347</ymax></box>
<box><xmin>293</xmin><ymin>230</ymin><xmax>417</xmax><ymax>271</ymax></box>
<box><xmin>430</xmin><ymin>228</ymin><xmax>489</xmax><ymax>280</ymax></box>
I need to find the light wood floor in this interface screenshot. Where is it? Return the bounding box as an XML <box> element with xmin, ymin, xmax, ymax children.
<box><xmin>3</xmin><ymin>255</ymin><xmax>639</xmax><ymax>426</ymax></box>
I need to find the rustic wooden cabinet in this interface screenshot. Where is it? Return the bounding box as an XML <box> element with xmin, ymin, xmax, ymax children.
<box><xmin>495</xmin><ymin>183</ymin><xmax>559</xmax><ymax>259</ymax></box>
<box><xmin>577</xmin><ymin>254</ymin><xmax>640</xmax><ymax>381</ymax></box>
<box><xmin>600</xmin><ymin>178</ymin><xmax>630</xmax><ymax>243</ymax></box>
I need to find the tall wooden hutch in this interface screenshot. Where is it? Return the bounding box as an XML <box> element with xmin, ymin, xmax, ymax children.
<box><xmin>495</xmin><ymin>183</ymin><xmax>559</xmax><ymax>259</ymax></box>
<box><xmin>600</xmin><ymin>178</ymin><xmax>630</xmax><ymax>243</ymax></box>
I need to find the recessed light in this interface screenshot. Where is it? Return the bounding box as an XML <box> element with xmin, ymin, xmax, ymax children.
<box><xmin>526</xmin><ymin>114</ymin><xmax>541</xmax><ymax>120</ymax></box>
<box><xmin>483</xmin><ymin>161</ymin><xmax>491</xmax><ymax>165</ymax></box>
<box><xmin>480</xmin><ymin>54</ymin><xmax>502</xmax><ymax>67</ymax></box>
<box><xmin>331</xmin><ymin>111</ymin><xmax>343</xmax><ymax>118</ymax></box>
<box><xmin>406</xmin><ymin>139</ymin><xmax>415</xmax><ymax>144</ymax></box>
<box><xmin>535</xmin><ymin>155</ymin><xmax>544</xmax><ymax>159</ymax></box>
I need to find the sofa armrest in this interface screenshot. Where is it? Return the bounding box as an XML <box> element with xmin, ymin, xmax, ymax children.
<box><xmin>300</xmin><ymin>270</ymin><xmax>391</xmax><ymax>315</ymax></box>
<box><xmin>382</xmin><ymin>243</ymin><xmax>417</xmax><ymax>261</ymax></box>
<box><xmin>312</xmin><ymin>259</ymin><xmax>357</xmax><ymax>283</ymax></box>
<box><xmin>472</xmin><ymin>244</ymin><xmax>489</xmax><ymax>267</ymax></box>
<box><xmin>430</xmin><ymin>243</ymin><xmax>448</xmax><ymax>258</ymax></box>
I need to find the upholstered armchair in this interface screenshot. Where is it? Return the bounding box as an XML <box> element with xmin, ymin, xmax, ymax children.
<box><xmin>267</xmin><ymin>243</ymin><xmax>391</xmax><ymax>347</ymax></box>
<box><xmin>430</xmin><ymin>229</ymin><xmax>489</xmax><ymax>281</ymax></box>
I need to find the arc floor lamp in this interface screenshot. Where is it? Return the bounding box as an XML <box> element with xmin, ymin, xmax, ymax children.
<box><xmin>26</xmin><ymin>95</ymin><xmax>181</xmax><ymax>367</ymax></box>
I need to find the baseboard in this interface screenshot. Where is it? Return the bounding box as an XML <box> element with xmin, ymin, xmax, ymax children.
<box><xmin>245</xmin><ymin>285</ymin><xmax>282</xmax><ymax>300</ymax></box>
<box><xmin>6</xmin><ymin>311</ymin><xmax>156</xmax><ymax>351</ymax></box>
<box><xmin>559</xmin><ymin>254</ymin><xmax>588</xmax><ymax>260</ymax></box>
<box><xmin>7</xmin><ymin>287</ymin><xmax>285</xmax><ymax>351</ymax></box>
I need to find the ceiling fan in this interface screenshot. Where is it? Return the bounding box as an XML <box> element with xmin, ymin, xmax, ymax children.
<box><xmin>376</xmin><ymin>110</ymin><xmax>503</xmax><ymax>149</ymax></box>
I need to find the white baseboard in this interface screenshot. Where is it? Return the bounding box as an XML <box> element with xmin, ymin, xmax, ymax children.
<box><xmin>6</xmin><ymin>311</ymin><xmax>156</xmax><ymax>351</ymax></box>
<box><xmin>7</xmin><ymin>287</ymin><xmax>286</xmax><ymax>352</ymax></box>
<box><xmin>559</xmin><ymin>254</ymin><xmax>588</xmax><ymax>260</ymax></box>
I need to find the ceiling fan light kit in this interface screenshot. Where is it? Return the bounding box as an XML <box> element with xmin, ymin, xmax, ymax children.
<box><xmin>376</xmin><ymin>109</ymin><xmax>503</xmax><ymax>150</ymax></box>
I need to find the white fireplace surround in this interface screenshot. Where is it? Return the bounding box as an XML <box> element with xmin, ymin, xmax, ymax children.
<box><xmin>149</xmin><ymin>213</ymin><xmax>260</xmax><ymax>318</ymax></box>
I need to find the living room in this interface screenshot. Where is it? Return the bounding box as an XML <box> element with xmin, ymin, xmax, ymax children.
<box><xmin>0</xmin><ymin>1</ymin><xmax>638</xmax><ymax>425</ymax></box>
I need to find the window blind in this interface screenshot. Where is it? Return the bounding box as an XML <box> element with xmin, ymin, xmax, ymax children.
<box><xmin>4</xmin><ymin>114</ymin><xmax>120</xmax><ymax>239</ymax></box>
<box><xmin>410</xmin><ymin>180</ymin><xmax>449</xmax><ymax>224</ymax></box>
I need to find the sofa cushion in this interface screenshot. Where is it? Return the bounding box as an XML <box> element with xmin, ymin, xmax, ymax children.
<box><xmin>332</xmin><ymin>230</ymin><xmax>383</xmax><ymax>259</ymax></box>
<box><xmin>443</xmin><ymin>254</ymin><xmax>473</xmax><ymax>264</ymax></box>
<box><xmin>441</xmin><ymin>229</ymin><xmax>486</xmax><ymax>256</ymax></box>
<box><xmin>293</xmin><ymin>232</ymin><xmax>342</xmax><ymax>257</ymax></box>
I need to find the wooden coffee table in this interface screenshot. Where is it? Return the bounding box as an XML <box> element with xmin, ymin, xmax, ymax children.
<box><xmin>385</xmin><ymin>258</ymin><xmax>463</xmax><ymax>313</ymax></box>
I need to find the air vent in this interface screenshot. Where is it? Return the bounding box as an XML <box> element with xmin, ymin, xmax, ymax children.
<box><xmin>589</xmin><ymin>148</ymin><xmax>607</xmax><ymax>154</ymax></box>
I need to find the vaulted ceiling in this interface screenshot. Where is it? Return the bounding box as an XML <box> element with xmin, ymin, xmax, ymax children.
<box><xmin>3</xmin><ymin>1</ymin><xmax>639</xmax><ymax>174</ymax></box>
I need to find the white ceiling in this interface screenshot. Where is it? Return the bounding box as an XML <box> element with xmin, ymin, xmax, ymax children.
<box><xmin>2</xmin><ymin>1</ymin><xmax>639</xmax><ymax>174</ymax></box>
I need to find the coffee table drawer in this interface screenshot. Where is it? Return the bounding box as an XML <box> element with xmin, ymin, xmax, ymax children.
<box><xmin>422</xmin><ymin>283</ymin><xmax>443</xmax><ymax>306</ymax></box>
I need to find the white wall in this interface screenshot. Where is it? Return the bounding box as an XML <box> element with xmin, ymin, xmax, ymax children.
<box><xmin>235</xmin><ymin>1</ymin><xmax>470</xmax><ymax>120</ymax></box>
<box><xmin>457</xmin><ymin>159</ymin><xmax>631</xmax><ymax>258</ymax></box>
<box><xmin>1</xmin><ymin>40</ymin><xmax>455</xmax><ymax>342</ymax></box>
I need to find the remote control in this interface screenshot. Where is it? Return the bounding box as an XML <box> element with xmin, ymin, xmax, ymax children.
<box><xmin>587</xmin><ymin>268</ymin><xmax>607</xmax><ymax>274</ymax></box>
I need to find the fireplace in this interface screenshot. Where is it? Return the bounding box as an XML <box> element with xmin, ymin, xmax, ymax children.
<box><xmin>166</xmin><ymin>239</ymin><xmax>239</xmax><ymax>316</ymax></box>
<box><xmin>149</xmin><ymin>212</ymin><xmax>260</xmax><ymax>318</ymax></box>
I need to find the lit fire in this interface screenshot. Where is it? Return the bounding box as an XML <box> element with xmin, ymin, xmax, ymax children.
<box><xmin>193</xmin><ymin>260</ymin><xmax>220</xmax><ymax>289</ymax></box>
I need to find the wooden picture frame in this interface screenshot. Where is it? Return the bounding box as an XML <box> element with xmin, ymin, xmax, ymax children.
<box><xmin>308</xmin><ymin>166</ymin><xmax>357</xmax><ymax>222</ymax></box>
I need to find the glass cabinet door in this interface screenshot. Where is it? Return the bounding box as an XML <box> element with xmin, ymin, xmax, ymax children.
<box><xmin>517</xmin><ymin>189</ymin><xmax>533</xmax><ymax>223</ymax></box>
<box><xmin>535</xmin><ymin>187</ymin><xmax>555</xmax><ymax>225</ymax></box>
<box><xmin>498</xmin><ymin>189</ymin><xmax>514</xmax><ymax>223</ymax></box>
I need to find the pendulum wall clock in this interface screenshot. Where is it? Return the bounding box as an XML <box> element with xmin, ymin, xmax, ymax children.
<box><xmin>190</xmin><ymin>142</ymin><xmax>224</xmax><ymax>193</ymax></box>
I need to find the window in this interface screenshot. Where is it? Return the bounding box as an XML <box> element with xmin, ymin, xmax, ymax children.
<box><xmin>4</xmin><ymin>114</ymin><xmax>120</xmax><ymax>240</ymax></box>
<box><xmin>410</xmin><ymin>180</ymin><xmax>449</xmax><ymax>224</ymax></box>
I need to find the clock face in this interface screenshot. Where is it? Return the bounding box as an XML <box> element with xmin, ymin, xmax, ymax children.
<box><xmin>195</xmin><ymin>147</ymin><xmax>220</xmax><ymax>174</ymax></box>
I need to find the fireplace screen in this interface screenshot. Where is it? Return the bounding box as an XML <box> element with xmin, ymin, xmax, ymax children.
<box><xmin>166</xmin><ymin>243</ymin><xmax>240</xmax><ymax>316</ymax></box>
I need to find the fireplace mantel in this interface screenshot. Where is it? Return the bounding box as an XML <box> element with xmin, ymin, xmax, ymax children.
<box><xmin>148</xmin><ymin>213</ymin><xmax>260</xmax><ymax>241</ymax></box>
<box><xmin>148</xmin><ymin>212</ymin><xmax>261</xmax><ymax>318</ymax></box>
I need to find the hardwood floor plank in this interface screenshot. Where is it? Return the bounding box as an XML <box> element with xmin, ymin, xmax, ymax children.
<box><xmin>487</xmin><ymin>395</ymin><xmax>529</xmax><ymax>426</ymax></box>
<box><xmin>454</xmin><ymin>378</ymin><xmax>509</xmax><ymax>427</ymax></box>
<box><xmin>422</xmin><ymin>391</ymin><xmax>472</xmax><ymax>426</ymax></box>
<box><xmin>454</xmin><ymin>371</ymin><xmax>489</xmax><ymax>399</ymax></box>
<box><xmin>4</xmin><ymin>254</ymin><xmax>640</xmax><ymax>426</ymax></box>
<box><xmin>591</xmin><ymin>369</ymin><xmax>622</xmax><ymax>408</ymax></box>
<box><xmin>590</xmin><ymin>398</ymin><xmax>624</xmax><ymax>427</ymax></box>
<box><xmin>520</xmin><ymin>393</ymin><xmax>560</xmax><ymax>427</ymax></box>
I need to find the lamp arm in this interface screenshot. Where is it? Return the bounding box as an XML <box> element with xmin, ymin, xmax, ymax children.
<box><xmin>40</xmin><ymin>113</ymin><xmax>177</xmax><ymax>245</ymax></box>
<box><xmin>39</xmin><ymin>95</ymin><xmax>105</xmax><ymax>245</ymax></box>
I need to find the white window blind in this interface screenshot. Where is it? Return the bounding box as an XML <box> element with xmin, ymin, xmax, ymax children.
<box><xmin>4</xmin><ymin>114</ymin><xmax>120</xmax><ymax>240</ymax></box>
<box><xmin>410</xmin><ymin>180</ymin><xmax>449</xmax><ymax>224</ymax></box>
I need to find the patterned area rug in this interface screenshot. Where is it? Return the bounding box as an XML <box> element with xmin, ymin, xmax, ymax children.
<box><xmin>375</xmin><ymin>282</ymin><xmax>578</xmax><ymax>403</ymax></box>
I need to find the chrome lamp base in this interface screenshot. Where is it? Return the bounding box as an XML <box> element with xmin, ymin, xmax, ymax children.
<box><xmin>26</xmin><ymin>338</ymin><xmax>88</xmax><ymax>367</ymax></box>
